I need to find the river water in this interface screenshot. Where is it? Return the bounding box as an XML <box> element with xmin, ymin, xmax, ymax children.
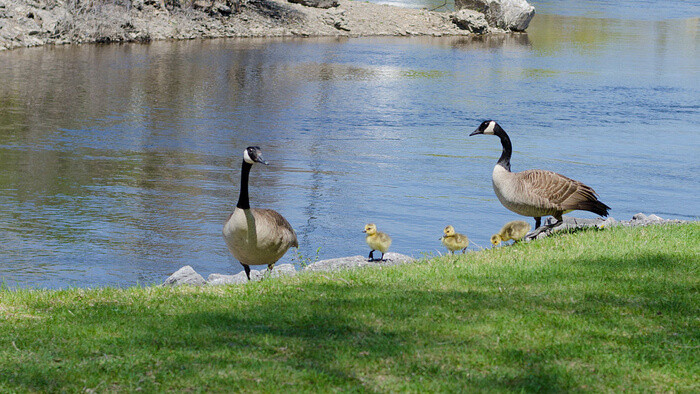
<box><xmin>0</xmin><ymin>1</ymin><xmax>698</xmax><ymax>288</ymax></box>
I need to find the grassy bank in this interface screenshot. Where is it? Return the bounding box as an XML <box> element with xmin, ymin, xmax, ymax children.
<box><xmin>1</xmin><ymin>223</ymin><xmax>698</xmax><ymax>392</ymax></box>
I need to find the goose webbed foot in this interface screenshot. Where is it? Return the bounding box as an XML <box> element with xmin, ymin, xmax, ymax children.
<box><xmin>380</xmin><ymin>252</ymin><xmax>387</xmax><ymax>262</ymax></box>
<box><xmin>525</xmin><ymin>218</ymin><xmax>564</xmax><ymax>240</ymax></box>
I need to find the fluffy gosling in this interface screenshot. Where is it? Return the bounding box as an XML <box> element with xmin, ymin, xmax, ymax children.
<box><xmin>440</xmin><ymin>225</ymin><xmax>469</xmax><ymax>254</ymax></box>
<box><xmin>363</xmin><ymin>223</ymin><xmax>392</xmax><ymax>261</ymax></box>
<box><xmin>491</xmin><ymin>220</ymin><xmax>531</xmax><ymax>246</ymax></box>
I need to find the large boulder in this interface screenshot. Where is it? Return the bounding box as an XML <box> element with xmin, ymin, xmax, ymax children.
<box><xmin>454</xmin><ymin>0</ymin><xmax>535</xmax><ymax>32</ymax></box>
<box><xmin>450</xmin><ymin>9</ymin><xmax>489</xmax><ymax>34</ymax></box>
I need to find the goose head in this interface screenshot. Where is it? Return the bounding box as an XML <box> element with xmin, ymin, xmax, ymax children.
<box><xmin>469</xmin><ymin>120</ymin><xmax>502</xmax><ymax>136</ymax></box>
<box><xmin>490</xmin><ymin>234</ymin><xmax>502</xmax><ymax>246</ymax></box>
<box><xmin>363</xmin><ymin>223</ymin><xmax>377</xmax><ymax>235</ymax></box>
<box><xmin>243</xmin><ymin>146</ymin><xmax>268</xmax><ymax>165</ymax></box>
<box><xmin>443</xmin><ymin>225</ymin><xmax>456</xmax><ymax>237</ymax></box>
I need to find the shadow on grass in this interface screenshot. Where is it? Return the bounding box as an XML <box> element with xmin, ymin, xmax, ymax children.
<box><xmin>2</xmin><ymin>250</ymin><xmax>697</xmax><ymax>391</ymax></box>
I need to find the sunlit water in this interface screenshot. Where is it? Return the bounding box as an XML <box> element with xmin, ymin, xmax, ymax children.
<box><xmin>0</xmin><ymin>2</ymin><xmax>698</xmax><ymax>288</ymax></box>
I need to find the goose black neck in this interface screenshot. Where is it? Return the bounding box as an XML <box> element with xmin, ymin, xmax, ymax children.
<box><xmin>495</xmin><ymin>128</ymin><xmax>512</xmax><ymax>172</ymax></box>
<box><xmin>236</xmin><ymin>161</ymin><xmax>252</xmax><ymax>210</ymax></box>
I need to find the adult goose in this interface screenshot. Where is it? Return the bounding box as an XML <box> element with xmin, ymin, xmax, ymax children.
<box><xmin>470</xmin><ymin>120</ymin><xmax>610</xmax><ymax>238</ymax></box>
<box><xmin>223</xmin><ymin>146</ymin><xmax>298</xmax><ymax>280</ymax></box>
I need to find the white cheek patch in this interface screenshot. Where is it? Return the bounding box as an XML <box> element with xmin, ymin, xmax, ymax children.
<box><xmin>484</xmin><ymin>121</ymin><xmax>496</xmax><ymax>135</ymax></box>
<box><xmin>243</xmin><ymin>149</ymin><xmax>254</xmax><ymax>164</ymax></box>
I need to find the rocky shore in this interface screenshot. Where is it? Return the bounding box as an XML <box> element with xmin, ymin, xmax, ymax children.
<box><xmin>164</xmin><ymin>213</ymin><xmax>689</xmax><ymax>286</ymax></box>
<box><xmin>0</xmin><ymin>0</ymin><xmax>534</xmax><ymax>51</ymax></box>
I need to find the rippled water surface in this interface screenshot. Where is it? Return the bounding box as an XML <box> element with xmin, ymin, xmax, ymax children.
<box><xmin>1</xmin><ymin>2</ymin><xmax>698</xmax><ymax>288</ymax></box>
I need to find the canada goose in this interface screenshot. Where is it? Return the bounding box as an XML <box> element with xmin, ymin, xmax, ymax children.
<box><xmin>223</xmin><ymin>146</ymin><xmax>298</xmax><ymax>280</ymax></box>
<box><xmin>363</xmin><ymin>223</ymin><xmax>392</xmax><ymax>261</ymax></box>
<box><xmin>491</xmin><ymin>220</ymin><xmax>531</xmax><ymax>246</ymax></box>
<box><xmin>440</xmin><ymin>225</ymin><xmax>469</xmax><ymax>253</ymax></box>
<box><xmin>470</xmin><ymin>120</ymin><xmax>610</xmax><ymax>238</ymax></box>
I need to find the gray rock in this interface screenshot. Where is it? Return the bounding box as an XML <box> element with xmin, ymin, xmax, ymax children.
<box><xmin>207</xmin><ymin>272</ymin><xmax>249</xmax><ymax>285</ymax></box>
<box><xmin>206</xmin><ymin>263</ymin><xmax>297</xmax><ymax>285</ymax></box>
<box><xmin>632</xmin><ymin>213</ymin><xmax>648</xmax><ymax>221</ymax></box>
<box><xmin>269</xmin><ymin>263</ymin><xmax>298</xmax><ymax>278</ymax></box>
<box><xmin>597</xmin><ymin>217</ymin><xmax>618</xmax><ymax>229</ymax></box>
<box><xmin>164</xmin><ymin>265</ymin><xmax>206</xmax><ymax>286</ymax></box>
<box><xmin>450</xmin><ymin>9</ymin><xmax>488</xmax><ymax>34</ymax></box>
<box><xmin>544</xmin><ymin>216</ymin><xmax>604</xmax><ymax>230</ymax></box>
<box><xmin>304</xmin><ymin>252</ymin><xmax>415</xmax><ymax>273</ymax></box>
<box><xmin>454</xmin><ymin>0</ymin><xmax>535</xmax><ymax>32</ymax></box>
<box><xmin>647</xmin><ymin>214</ymin><xmax>663</xmax><ymax>221</ymax></box>
<box><xmin>288</xmin><ymin>0</ymin><xmax>338</xmax><ymax>9</ymax></box>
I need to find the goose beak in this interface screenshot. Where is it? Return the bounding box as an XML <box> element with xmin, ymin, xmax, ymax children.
<box><xmin>255</xmin><ymin>156</ymin><xmax>269</xmax><ymax>165</ymax></box>
<box><xmin>469</xmin><ymin>128</ymin><xmax>483</xmax><ymax>136</ymax></box>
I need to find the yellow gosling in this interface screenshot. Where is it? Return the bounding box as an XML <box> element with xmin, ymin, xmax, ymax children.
<box><xmin>491</xmin><ymin>220</ymin><xmax>531</xmax><ymax>246</ymax></box>
<box><xmin>363</xmin><ymin>223</ymin><xmax>392</xmax><ymax>261</ymax></box>
<box><xmin>440</xmin><ymin>225</ymin><xmax>469</xmax><ymax>254</ymax></box>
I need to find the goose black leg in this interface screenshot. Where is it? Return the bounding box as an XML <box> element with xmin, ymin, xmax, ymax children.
<box><xmin>368</xmin><ymin>250</ymin><xmax>375</xmax><ymax>262</ymax></box>
<box><xmin>526</xmin><ymin>216</ymin><xmax>546</xmax><ymax>240</ymax></box>
<box><xmin>380</xmin><ymin>252</ymin><xmax>386</xmax><ymax>261</ymax></box>
<box><xmin>526</xmin><ymin>216</ymin><xmax>565</xmax><ymax>240</ymax></box>
<box><xmin>243</xmin><ymin>264</ymin><xmax>251</xmax><ymax>281</ymax></box>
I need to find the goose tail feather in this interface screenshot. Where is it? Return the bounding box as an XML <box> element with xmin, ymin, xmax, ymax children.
<box><xmin>576</xmin><ymin>200</ymin><xmax>611</xmax><ymax>217</ymax></box>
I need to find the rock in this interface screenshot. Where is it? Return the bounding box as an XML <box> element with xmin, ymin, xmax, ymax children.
<box><xmin>454</xmin><ymin>0</ymin><xmax>535</xmax><ymax>32</ymax></box>
<box><xmin>207</xmin><ymin>272</ymin><xmax>249</xmax><ymax>285</ymax></box>
<box><xmin>597</xmin><ymin>217</ymin><xmax>618</xmax><ymax>229</ymax></box>
<box><xmin>450</xmin><ymin>9</ymin><xmax>488</xmax><ymax>34</ymax></box>
<box><xmin>544</xmin><ymin>216</ymin><xmax>604</xmax><ymax>231</ymax></box>
<box><xmin>164</xmin><ymin>265</ymin><xmax>206</xmax><ymax>286</ymax></box>
<box><xmin>632</xmin><ymin>213</ymin><xmax>648</xmax><ymax>221</ymax></box>
<box><xmin>216</xmin><ymin>4</ymin><xmax>232</xmax><ymax>15</ymax></box>
<box><xmin>269</xmin><ymin>263</ymin><xmax>298</xmax><ymax>278</ymax></box>
<box><xmin>647</xmin><ymin>214</ymin><xmax>663</xmax><ymax>221</ymax></box>
<box><xmin>193</xmin><ymin>0</ymin><xmax>213</xmax><ymax>12</ymax></box>
<box><xmin>207</xmin><ymin>264</ymin><xmax>297</xmax><ymax>285</ymax></box>
<box><xmin>288</xmin><ymin>0</ymin><xmax>338</xmax><ymax>9</ymax></box>
<box><xmin>304</xmin><ymin>252</ymin><xmax>415</xmax><ymax>273</ymax></box>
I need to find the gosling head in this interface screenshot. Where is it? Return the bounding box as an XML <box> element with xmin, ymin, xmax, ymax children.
<box><xmin>469</xmin><ymin>120</ymin><xmax>501</xmax><ymax>136</ymax></box>
<box><xmin>363</xmin><ymin>223</ymin><xmax>377</xmax><ymax>235</ymax></box>
<box><xmin>491</xmin><ymin>234</ymin><xmax>502</xmax><ymax>246</ymax></box>
<box><xmin>243</xmin><ymin>146</ymin><xmax>268</xmax><ymax>165</ymax></box>
<box><xmin>443</xmin><ymin>225</ymin><xmax>456</xmax><ymax>237</ymax></box>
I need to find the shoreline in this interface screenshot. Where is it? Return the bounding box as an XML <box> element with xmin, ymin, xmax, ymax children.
<box><xmin>163</xmin><ymin>213</ymin><xmax>691</xmax><ymax>287</ymax></box>
<box><xmin>0</xmin><ymin>0</ymin><xmax>502</xmax><ymax>52</ymax></box>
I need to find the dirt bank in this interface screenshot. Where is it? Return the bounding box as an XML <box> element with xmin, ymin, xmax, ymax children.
<box><xmin>0</xmin><ymin>0</ymin><xmax>488</xmax><ymax>51</ymax></box>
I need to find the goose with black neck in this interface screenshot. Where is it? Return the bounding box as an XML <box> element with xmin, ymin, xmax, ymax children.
<box><xmin>223</xmin><ymin>146</ymin><xmax>298</xmax><ymax>280</ymax></box>
<box><xmin>470</xmin><ymin>120</ymin><xmax>610</xmax><ymax>239</ymax></box>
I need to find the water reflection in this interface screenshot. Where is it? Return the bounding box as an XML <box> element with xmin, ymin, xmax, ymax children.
<box><xmin>0</xmin><ymin>11</ymin><xmax>698</xmax><ymax>288</ymax></box>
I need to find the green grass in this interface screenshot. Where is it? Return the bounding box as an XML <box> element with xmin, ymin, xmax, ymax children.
<box><xmin>1</xmin><ymin>223</ymin><xmax>698</xmax><ymax>392</ymax></box>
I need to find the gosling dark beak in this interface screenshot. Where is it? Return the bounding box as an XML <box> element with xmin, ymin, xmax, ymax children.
<box><xmin>469</xmin><ymin>128</ymin><xmax>483</xmax><ymax>136</ymax></box>
<box><xmin>362</xmin><ymin>230</ymin><xmax>367</xmax><ymax>233</ymax></box>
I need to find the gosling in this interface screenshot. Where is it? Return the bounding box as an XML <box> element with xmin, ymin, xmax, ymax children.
<box><xmin>363</xmin><ymin>223</ymin><xmax>392</xmax><ymax>261</ymax></box>
<box><xmin>440</xmin><ymin>225</ymin><xmax>469</xmax><ymax>254</ymax></box>
<box><xmin>491</xmin><ymin>220</ymin><xmax>531</xmax><ymax>246</ymax></box>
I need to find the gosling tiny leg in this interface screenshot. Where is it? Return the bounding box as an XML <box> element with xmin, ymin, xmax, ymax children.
<box><xmin>368</xmin><ymin>250</ymin><xmax>375</xmax><ymax>262</ymax></box>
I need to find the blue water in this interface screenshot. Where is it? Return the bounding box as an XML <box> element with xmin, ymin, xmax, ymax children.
<box><xmin>0</xmin><ymin>3</ymin><xmax>698</xmax><ymax>288</ymax></box>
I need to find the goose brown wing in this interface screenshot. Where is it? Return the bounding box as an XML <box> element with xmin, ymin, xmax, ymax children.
<box><xmin>252</xmin><ymin>209</ymin><xmax>299</xmax><ymax>248</ymax></box>
<box><xmin>515</xmin><ymin>169</ymin><xmax>599</xmax><ymax>211</ymax></box>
